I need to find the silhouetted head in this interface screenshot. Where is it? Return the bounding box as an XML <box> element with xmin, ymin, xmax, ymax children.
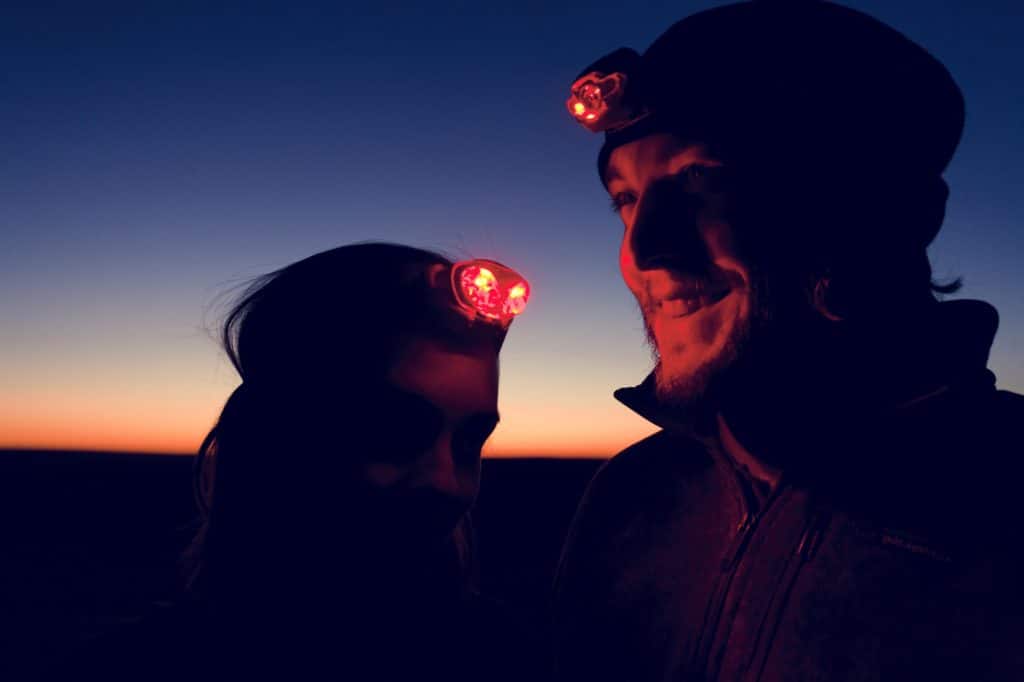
<box><xmin>188</xmin><ymin>243</ymin><xmax>524</xmax><ymax>609</ymax></box>
<box><xmin>568</xmin><ymin>1</ymin><xmax>963</xmax><ymax>409</ymax></box>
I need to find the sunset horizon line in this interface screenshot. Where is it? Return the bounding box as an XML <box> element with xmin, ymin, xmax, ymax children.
<box><xmin>0</xmin><ymin>445</ymin><xmax>612</xmax><ymax>460</ymax></box>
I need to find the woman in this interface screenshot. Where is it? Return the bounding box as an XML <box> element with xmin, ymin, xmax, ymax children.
<box><xmin>40</xmin><ymin>243</ymin><xmax>540</xmax><ymax>681</ymax></box>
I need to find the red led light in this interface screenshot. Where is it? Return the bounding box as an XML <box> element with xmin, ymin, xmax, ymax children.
<box><xmin>566</xmin><ymin>70</ymin><xmax>647</xmax><ymax>133</ymax></box>
<box><xmin>451</xmin><ymin>260</ymin><xmax>531</xmax><ymax>325</ymax></box>
<box><xmin>567</xmin><ymin>77</ymin><xmax>611</xmax><ymax>129</ymax></box>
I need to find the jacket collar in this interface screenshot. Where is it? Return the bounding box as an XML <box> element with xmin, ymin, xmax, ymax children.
<box><xmin>615</xmin><ymin>299</ymin><xmax>1000</xmax><ymax>439</ymax></box>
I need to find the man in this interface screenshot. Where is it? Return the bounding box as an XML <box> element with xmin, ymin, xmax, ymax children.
<box><xmin>553</xmin><ymin>1</ymin><xmax>1024</xmax><ymax>680</ymax></box>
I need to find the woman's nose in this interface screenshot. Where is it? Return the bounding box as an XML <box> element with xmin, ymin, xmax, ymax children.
<box><xmin>420</xmin><ymin>438</ymin><xmax>475</xmax><ymax>506</ymax></box>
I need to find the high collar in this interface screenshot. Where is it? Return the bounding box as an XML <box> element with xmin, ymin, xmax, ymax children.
<box><xmin>615</xmin><ymin>299</ymin><xmax>1000</xmax><ymax>443</ymax></box>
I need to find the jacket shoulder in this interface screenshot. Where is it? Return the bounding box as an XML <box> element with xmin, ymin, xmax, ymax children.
<box><xmin>980</xmin><ymin>387</ymin><xmax>1024</xmax><ymax>492</ymax></box>
<box><xmin>552</xmin><ymin>430</ymin><xmax>722</xmax><ymax>677</ymax></box>
<box><xmin>587</xmin><ymin>429</ymin><xmax>716</xmax><ymax>509</ymax></box>
<box><xmin>607</xmin><ymin>428</ymin><xmax>716</xmax><ymax>482</ymax></box>
<box><xmin>557</xmin><ymin>429</ymin><xmax>718</xmax><ymax>558</ymax></box>
<box><xmin>970</xmin><ymin>388</ymin><xmax>1024</xmax><ymax>469</ymax></box>
<box><xmin>994</xmin><ymin>388</ymin><xmax>1024</xmax><ymax>415</ymax></box>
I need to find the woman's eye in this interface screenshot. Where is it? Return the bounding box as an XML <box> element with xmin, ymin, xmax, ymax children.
<box><xmin>609</xmin><ymin>191</ymin><xmax>637</xmax><ymax>213</ymax></box>
<box><xmin>354</xmin><ymin>389</ymin><xmax>445</xmax><ymax>463</ymax></box>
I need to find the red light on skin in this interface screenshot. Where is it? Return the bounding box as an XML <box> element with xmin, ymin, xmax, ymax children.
<box><xmin>451</xmin><ymin>260</ymin><xmax>531</xmax><ymax>326</ymax></box>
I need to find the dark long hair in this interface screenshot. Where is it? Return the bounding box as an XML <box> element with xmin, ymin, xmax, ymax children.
<box><xmin>184</xmin><ymin>243</ymin><xmax>491</xmax><ymax>607</ymax></box>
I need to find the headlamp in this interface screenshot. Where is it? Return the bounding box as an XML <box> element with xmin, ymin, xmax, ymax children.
<box><xmin>567</xmin><ymin>59</ymin><xmax>649</xmax><ymax>134</ymax></box>
<box><xmin>450</xmin><ymin>259</ymin><xmax>531</xmax><ymax>327</ymax></box>
<box><xmin>567</xmin><ymin>72</ymin><xmax>626</xmax><ymax>132</ymax></box>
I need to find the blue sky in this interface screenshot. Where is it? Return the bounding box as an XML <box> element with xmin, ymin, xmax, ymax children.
<box><xmin>2</xmin><ymin>0</ymin><xmax>1021</xmax><ymax>453</ymax></box>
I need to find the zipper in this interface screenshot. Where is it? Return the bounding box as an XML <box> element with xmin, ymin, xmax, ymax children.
<box><xmin>748</xmin><ymin>505</ymin><xmax>832</xmax><ymax>681</ymax></box>
<box><xmin>722</xmin><ymin>511</ymin><xmax>756</xmax><ymax>572</ymax></box>
<box><xmin>691</xmin><ymin>458</ymin><xmax>785</xmax><ymax>676</ymax></box>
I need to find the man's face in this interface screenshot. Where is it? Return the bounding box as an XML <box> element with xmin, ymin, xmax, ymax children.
<box><xmin>606</xmin><ymin>133</ymin><xmax>758</xmax><ymax>403</ymax></box>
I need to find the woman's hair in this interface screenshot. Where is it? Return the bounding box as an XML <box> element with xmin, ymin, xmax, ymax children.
<box><xmin>184</xmin><ymin>242</ymin><xmax>491</xmax><ymax>605</ymax></box>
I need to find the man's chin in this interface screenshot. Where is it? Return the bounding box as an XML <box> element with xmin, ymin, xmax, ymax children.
<box><xmin>653</xmin><ymin>353</ymin><xmax>720</xmax><ymax>408</ymax></box>
<box><xmin>647</xmin><ymin>320</ymin><xmax>750</xmax><ymax>410</ymax></box>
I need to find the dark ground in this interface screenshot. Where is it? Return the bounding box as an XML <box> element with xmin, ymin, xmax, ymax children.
<box><xmin>0</xmin><ymin>449</ymin><xmax>603</xmax><ymax>679</ymax></box>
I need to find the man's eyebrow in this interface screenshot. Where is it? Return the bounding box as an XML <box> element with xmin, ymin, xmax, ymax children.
<box><xmin>657</xmin><ymin>144</ymin><xmax>687</xmax><ymax>167</ymax></box>
<box><xmin>658</xmin><ymin>141</ymin><xmax>712</xmax><ymax>168</ymax></box>
<box><xmin>603</xmin><ymin>142</ymin><xmax>709</xmax><ymax>189</ymax></box>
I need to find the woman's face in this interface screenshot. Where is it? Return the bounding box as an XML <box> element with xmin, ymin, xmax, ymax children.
<box><xmin>352</xmin><ymin>337</ymin><xmax>499</xmax><ymax>542</ymax></box>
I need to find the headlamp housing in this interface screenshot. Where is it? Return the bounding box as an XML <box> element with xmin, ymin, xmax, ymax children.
<box><xmin>449</xmin><ymin>259</ymin><xmax>530</xmax><ymax>328</ymax></box>
<box><xmin>566</xmin><ymin>47</ymin><xmax>649</xmax><ymax>134</ymax></box>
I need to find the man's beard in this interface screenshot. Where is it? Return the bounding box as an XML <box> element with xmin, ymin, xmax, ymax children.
<box><xmin>643</xmin><ymin>269</ymin><xmax>773</xmax><ymax>413</ymax></box>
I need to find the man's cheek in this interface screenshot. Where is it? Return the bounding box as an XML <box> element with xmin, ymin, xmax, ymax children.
<box><xmin>619</xmin><ymin>237</ymin><xmax>644</xmax><ymax>297</ymax></box>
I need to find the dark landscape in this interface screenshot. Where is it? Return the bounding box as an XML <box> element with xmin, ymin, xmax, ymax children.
<box><xmin>0</xmin><ymin>449</ymin><xmax>604</xmax><ymax>678</ymax></box>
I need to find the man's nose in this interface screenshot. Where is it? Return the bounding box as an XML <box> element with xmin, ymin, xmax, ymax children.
<box><xmin>630</xmin><ymin>176</ymin><xmax>708</xmax><ymax>272</ymax></box>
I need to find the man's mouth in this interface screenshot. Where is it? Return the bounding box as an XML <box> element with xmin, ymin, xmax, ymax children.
<box><xmin>657</xmin><ymin>286</ymin><xmax>732</xmax><ymax>319</ymax></box>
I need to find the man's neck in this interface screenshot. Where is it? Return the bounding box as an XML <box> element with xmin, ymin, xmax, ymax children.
<box><xmin>716</xmin><ymin>412</ymin><xmax>782</xmax><ymax>494</ymax></box>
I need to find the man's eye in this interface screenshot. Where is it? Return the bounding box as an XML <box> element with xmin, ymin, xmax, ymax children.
<box><xmin>680</xmin><ymin>164</ymin><xmax>730</xmax><ymax>192</ymax></box>
<box><xmin>676</xmin><ymin>164</ymin><xmax>708</xmax><ymax>187</ymax></box>
<box><xmin>609</xmin><ymin>191</ymin><xmax>637</xmax><ymax>213</ymax></box>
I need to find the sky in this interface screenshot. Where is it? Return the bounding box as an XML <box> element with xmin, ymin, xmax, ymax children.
<box><xmin>2</xmin><ymin>0</ymin><xmax>1022</xmax><ymax>456</ymax></box>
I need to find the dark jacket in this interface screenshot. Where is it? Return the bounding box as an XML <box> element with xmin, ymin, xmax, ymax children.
<box><xmin>553</xmin><ymin>300</ymin><xmax>1024</xmax><ymax>681</ymax></box>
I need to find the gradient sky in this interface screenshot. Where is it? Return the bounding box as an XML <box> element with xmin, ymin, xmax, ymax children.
<box><xmin>3</xmin><ymin>0</ymin><xmax>1022</xmax><ymax>456</ymax></box>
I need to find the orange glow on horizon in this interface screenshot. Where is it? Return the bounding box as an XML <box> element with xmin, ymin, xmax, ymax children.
<box><xmin>1</xmin><ymin>390</ymin><xmax>655</xmax><ymax>458</ymax></box>
<box><xmin>1</xmin><ymin>329</ymin><xmax>653</xmax><ymax>460</ymax></box>
<box><xmin>0</xmin><ymin>430</ymin><xmax>636</xmax><ymax>458</ymax></box>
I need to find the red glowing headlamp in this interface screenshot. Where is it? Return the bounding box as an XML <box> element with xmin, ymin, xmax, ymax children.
<box><xmin>450</xmin><ymin>259</ymin><xmax>531</xmax><ymax>327</ymax></box>
<box><xmin>567</xmin><ymin>71</ymin><xmax>647</xmax><ymax>133</ymax></box>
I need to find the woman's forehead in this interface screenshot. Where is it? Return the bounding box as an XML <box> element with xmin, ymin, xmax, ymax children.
<box><xmin>389</xmin><ymin>338</ymin><xmax>499</xmax><ymax>418</ymax></box>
